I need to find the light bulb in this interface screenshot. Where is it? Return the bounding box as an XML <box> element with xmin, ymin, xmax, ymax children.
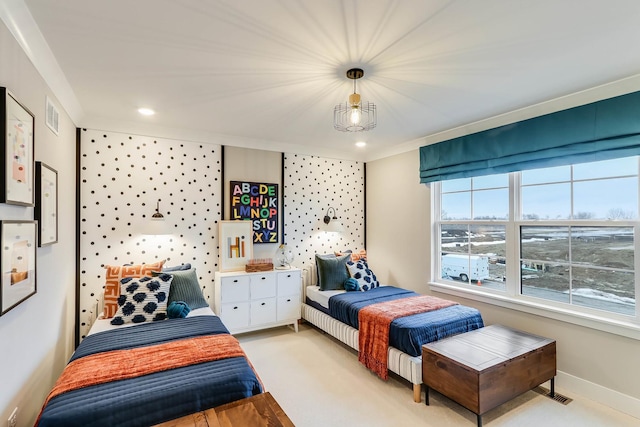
<box><xmin>138</xmin><ymin>108</ymin><xmax>155</xmax><ymax>116</ymax></box>
<box><xmin>350</xmin><ymin>106</ymin><xmax>361</xmax><ymax>125</ymax></box>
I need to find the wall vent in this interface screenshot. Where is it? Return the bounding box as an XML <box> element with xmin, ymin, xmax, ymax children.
<box><xmin>45</xmin><ymin>96</ymin><xmax>59</xmax><ymax>135</ymax></box>
<box><xmin>533</xmin><ymin>386</ymin><xmax>573</xmax><ymax>405</ymax></box>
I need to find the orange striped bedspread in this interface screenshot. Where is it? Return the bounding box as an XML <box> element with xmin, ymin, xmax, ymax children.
<box><xmin>358</xmin><ymin>295</ymin><xmax>458</xmax><ymax>379</ymax></box>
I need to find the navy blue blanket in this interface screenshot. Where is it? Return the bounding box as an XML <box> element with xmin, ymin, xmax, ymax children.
<box><xmin>71</xmin><ymin>316</ymin><xmax>230</xmax><ymax>361</ymax></box>
<box><xmin>38</xmin><ymin>316</ymin><xmax>263</xmax><ymax>427</ymax></box>
<box><xmin>329</xmin><ymin>286</ymin><xmax>484</xmax><ymax>356</ymax></box>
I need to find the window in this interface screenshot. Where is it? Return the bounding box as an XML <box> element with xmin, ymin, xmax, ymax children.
<box><xmin>434</xmin><ymin>157</ymin><xmax>638</xmax><ymax>327</ymax></box>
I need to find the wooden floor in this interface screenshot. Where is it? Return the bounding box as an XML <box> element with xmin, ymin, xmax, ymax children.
<box><xmin>153</xmin><ymin>392</ymin><xmax>295</xmax><ymax>427</ymax></box>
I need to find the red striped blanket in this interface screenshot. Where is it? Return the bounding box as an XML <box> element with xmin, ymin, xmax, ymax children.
<box><xmin>36</xmin><ymin>334</ymin><xmax>251</xmax><ymax>426</ymax></box>
<box><xmin>358</xmin><ymin>295</ymin><xmax>458</xmax><ymax>379</ymax></box>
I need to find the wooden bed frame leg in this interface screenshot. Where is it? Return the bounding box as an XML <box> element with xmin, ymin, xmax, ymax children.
<box><xmin>413</xmin><ymin>384</ymin><xmax>422</xmax><ymax>403</ymax></box>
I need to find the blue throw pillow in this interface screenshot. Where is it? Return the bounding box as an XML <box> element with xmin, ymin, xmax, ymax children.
<box><xmin>152</xmin><ymin>268</ymin><xmax>208</xmax><ymax>309</ymax></box>
<box><xmin>316</xmin><ymin>253</ymin><xmax>350</xmax><ymax>291</ymax></box>
<box><xmin>343</xmin><ymin>278</ymin><xmax>360</xmax><ymax>292</ymax></box>
<box><xmin>167</xmin><ymin>301</ymin><xmax>191</xmax><ymax>318</ymax></box>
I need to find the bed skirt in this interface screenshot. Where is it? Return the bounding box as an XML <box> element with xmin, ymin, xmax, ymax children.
<box><xmin>301</xmin><ymin>303</ymin><xmax>422</xmax><ymax>388</ymax></box>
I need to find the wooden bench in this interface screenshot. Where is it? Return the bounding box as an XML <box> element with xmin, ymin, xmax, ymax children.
<box><xmin>422</xmin><ymin>324</ymin><xmax>556</xmax><ymax>427</ymax></box>
<box><xmin>153</xmin><ymin>392</ymin><xmax>294</xmax><ymax>427</ymax></box>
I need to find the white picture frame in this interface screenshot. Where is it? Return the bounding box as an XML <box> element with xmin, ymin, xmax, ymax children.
<box><xmin>219</xmin><ymin>220</ymin><xmax>253</xmax><ymax>272</ymax></box>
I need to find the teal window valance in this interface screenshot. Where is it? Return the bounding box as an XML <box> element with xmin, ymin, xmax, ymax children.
<box><xmin>419</xmin><ymin>90</ymin><xmax>640</xmax><ymax>183</ymax></box>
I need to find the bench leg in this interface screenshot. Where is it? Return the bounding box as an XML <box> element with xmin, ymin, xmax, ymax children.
<box><xmin>424</xmin><ymin>385</ymin><xmax>430</xmax><ymax>406</ymax></box>
<box><xmin>550</xmin><ymin>377</ymin><xmax>555</xmax><ymax>398</ymax></box>
<box><xmin>413</xmin><ymin>384</ymin><xmax>421</xmax><ymax>403</ymax></box>
<box><xmin>477</xmin><ymin>413</ymin><xmax>482</xmax><ymax>427</ymax></box>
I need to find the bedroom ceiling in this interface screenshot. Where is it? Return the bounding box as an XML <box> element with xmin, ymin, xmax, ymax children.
<box><xmin>9</xmin><ymin>0</ymin><xmax>640</xmax><ymax>161</ymax></box>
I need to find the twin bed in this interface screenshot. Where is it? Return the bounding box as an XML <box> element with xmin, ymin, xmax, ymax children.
<box><xmin>37</xmin><ymin>257</ymin><xmax>484</xmax><ymax>426</ymax></box>
<box><xmin>37</xmin><ymin>267</ymin><xmax>264</xmax><ymax>427</ymax></box>
<box><xmin>37</xmin><ymin>307</ymin><xmax>263</xmax><ymax>426</ymax></box>
<box><xmin>301</xmin><ymin>264</ymin><xmax>484</xmax><ymax>402</ymax></box>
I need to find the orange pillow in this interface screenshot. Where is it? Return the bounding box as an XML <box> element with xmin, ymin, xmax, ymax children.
<box><xmin>102</xmin><ymin>260</ymin><xmax>165</xmax><ymax>318</ymax></box>
<box><xmin>335</xmin><ymin>249</ymin><xmax>367</xmax><ymax>262</ymax></box>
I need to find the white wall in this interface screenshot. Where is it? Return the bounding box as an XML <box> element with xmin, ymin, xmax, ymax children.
<box><xmin>365</xmin><ymin>150</ymin><xmax>429</xmax><ymax>292</ymax></box>
<box><xmin>366</xmin><ymin>148</ymin><xmax>640</xmax><ymax>419</ymax></box>
<box><xmin>0</xmin><ymin>21</ymin><xmax>76</xmax><ymax>427</ymax></box>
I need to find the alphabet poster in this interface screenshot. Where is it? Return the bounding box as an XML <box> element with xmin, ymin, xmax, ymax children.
<box><xmin>230</xmin><ymin>181</ymin><xmax>279</xmax><ymax>244</ymax></box>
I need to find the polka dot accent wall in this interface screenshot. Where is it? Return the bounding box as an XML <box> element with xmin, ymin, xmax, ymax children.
<box><xmin>283</xmin><ymin>154</ymin><xmax>365</xmax><ymax>268</ymax></box>
<box><xmin>79</xmin><ymin>129</ymin><xmax>222</xmax><ymax>338</ymax></box>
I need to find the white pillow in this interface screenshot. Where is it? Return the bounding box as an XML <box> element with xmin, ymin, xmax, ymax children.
<box><xmin>346</xmin><ymin>259</ymin><xmax>380</xmax><ymax>292</ymax></box>
<box><xmin>110</xmin><ymin>274</ymin><xmax>173</xmax><ymax>325</ymax></box>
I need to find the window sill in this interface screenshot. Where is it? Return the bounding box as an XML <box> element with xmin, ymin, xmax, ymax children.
<box><xmin>428</xmin><ymin>281</ymin><xmax>640</xmax><ymax>341</ymax></box>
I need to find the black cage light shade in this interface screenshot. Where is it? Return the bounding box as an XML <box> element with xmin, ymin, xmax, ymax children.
<box><xmin>334</xmin><ymin>68</ymin><xmax>377</xmax><ymax>132</ymax></box>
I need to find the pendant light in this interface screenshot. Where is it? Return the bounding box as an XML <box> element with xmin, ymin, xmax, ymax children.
<box><xmin>334</xmin><ymin>68</ymin><xmax>377</xmax><ymax>132</ymax></box>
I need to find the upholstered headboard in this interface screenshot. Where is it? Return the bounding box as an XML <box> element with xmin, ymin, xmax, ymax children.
<box><xmin>300</xmin><ymin>263</ymin><xmax>318</xmax><ymax>301</ymax></box>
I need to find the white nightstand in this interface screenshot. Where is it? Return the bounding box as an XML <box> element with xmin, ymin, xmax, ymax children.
<box><xmin>214</xmin><ymin>268</ymin><xmax>302</xmax><ymax>334</ymax></box>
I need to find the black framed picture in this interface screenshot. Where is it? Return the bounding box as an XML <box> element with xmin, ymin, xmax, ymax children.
<box><xmin>1</xmin><ymin>220</ymin><xmax>37</xmax><ymax>316</ymax></box>
<box><xmin>1</xmin><ymin>87</ymin><xmax>35</xmax><ymax>206</ymax></box>
<box><xmin>35</xmin><ymin>162</ymin><xmax>58</xmax><ymax>246</ymax></box>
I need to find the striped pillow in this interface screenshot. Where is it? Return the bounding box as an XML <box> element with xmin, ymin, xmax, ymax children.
<box><xmin>153</xmin><ymin>268</ymin><xmax>208</xmax><ymax>309</ymax></box>
<box><xmin>103</xmin><ymin>260</ymin><xmax>165</xmax><ymax>318</ymax></box>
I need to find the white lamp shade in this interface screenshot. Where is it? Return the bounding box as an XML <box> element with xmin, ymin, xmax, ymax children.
<box><xmin>326</xmin><ymin>220</ymin><xmax>345</xmax><ymax>233</ymax></box>
<box><xmin>143</xmin><ymin>218</ymin><xmax>170</xmax><ymax>235</ymax></box>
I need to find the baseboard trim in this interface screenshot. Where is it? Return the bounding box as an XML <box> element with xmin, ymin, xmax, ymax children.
<box><xmin>557</xmin><ymin>371</ymin><xmax>640</xmax><ymax>420</ymax></box>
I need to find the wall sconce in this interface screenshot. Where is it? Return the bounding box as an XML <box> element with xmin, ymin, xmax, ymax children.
<box><xmin>143</xmin><ymin>199</ymin><xmax>170</xmax><ymax>235</ymax></box>
<box><xmin>323</xmin><ymin>207</ymin><xmax>345</xmax><ymax>233</ymax></box>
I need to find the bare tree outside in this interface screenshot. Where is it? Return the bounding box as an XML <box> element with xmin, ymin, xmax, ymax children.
<box><xmin>607</xmin><ymin>208</ymin><xmax>634</xmax><ymax>220</ymax></box>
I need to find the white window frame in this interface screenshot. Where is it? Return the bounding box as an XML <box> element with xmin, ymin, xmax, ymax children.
<box><xmin>430</xmin><ymin>171</ymin><xmax>640</xmax><ymax>341</ymax></box>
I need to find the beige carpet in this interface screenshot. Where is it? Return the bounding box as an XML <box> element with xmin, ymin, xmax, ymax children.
<box><xmin>237</xmin><ymin>324</ymin><xmax>640</xmax><ymax>427</ymax></box>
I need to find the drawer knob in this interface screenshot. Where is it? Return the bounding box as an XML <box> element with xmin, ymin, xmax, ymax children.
<box><xmin>233</xmin><ymin>279</ymin><xmax>238</xmax><ymax>283</ymax></box>
<box><xmin>261</xmin><ymin>277</ymin><xmax>266</xmax><ymax>280</ymax></box>
<box><xmin>287</xmin><ymin>274</ymin><xmax>291</xmax><ymax>278</ymax></box>
<box><xmin>287</xmin><ymin>299</ymin><xmax>291</xmax><ymax>302</ymax></box>
<box><xmin>233</xmin><ymin>306</ymin><xmax>238</xmax><ymax>310</ymax></box>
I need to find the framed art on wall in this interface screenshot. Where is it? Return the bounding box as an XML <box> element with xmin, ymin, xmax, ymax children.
<box><xmin>35</xmin><ymin>162</ymin><xmax>58</xmax><ymax>246</ymax></box>
<box><xmin>0</xmin><ymin>87</ymin><xmax>35</xmax><ymax>206</ymax></box>
<box><xmin>219</xmin><ymin>220</ymin><xmax>253</xmax><ymax>272</ymax></box>
<box><xmin>1</xmin><ymin>220</ymin><xmax>37</xmax><ymax>316</ymax></box>
<box><xmin>229</xmin><ymin>181</ymin><xmax>279</xmax><ymax>244</ymax></box>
